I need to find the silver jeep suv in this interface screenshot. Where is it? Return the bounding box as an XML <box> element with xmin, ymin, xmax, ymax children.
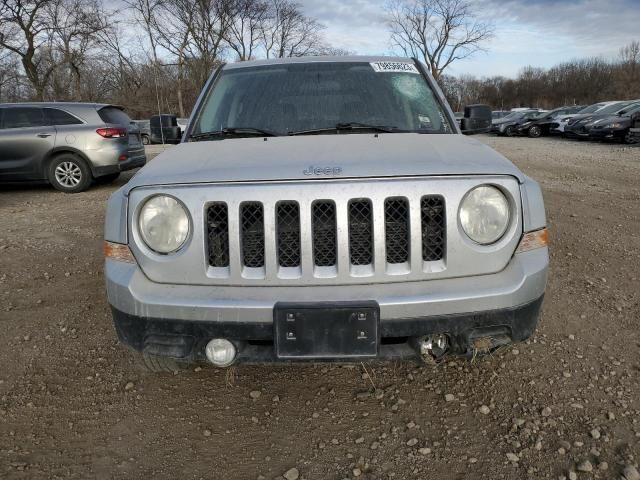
<box><xmin>0</xmin><ymin>102</ymin><xmax>146</xmax><ymax>192</ymax></box>
<box><xmin>105</xmin><ymin>56</ymin><xmax>548</xmax><ymax>371</ymax></box>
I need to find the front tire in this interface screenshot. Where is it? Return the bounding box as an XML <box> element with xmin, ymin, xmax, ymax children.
<box><xmin>528</xmin><ymin>125</ymin><xmax>542</xmax><ymax>138</ymax></box>
<box><xmin>48</xmin><ymin>154</ymin><xmax>92</xmax><ymax>193</ymax></box>
<box><xmin>623</xmin><ymin>131</ymin><xmax>638</xmax><ymax>144</ymax></box>
<box><xmin>504</xmin><ymin>126</ymin><xmax>514</xmax><ymax>137</ymax></box>
<box><xmin>140</xmin><ymin>353</ymin><xmax>188</xmax><ymax>373</ymax></box>
<box><xmin>95</xmin><ymin>172</ymin><xmax>121</xmax><ymax>184</ymax></box>
<box><xmin>142</xmin><ymin>134</ymin><xmax>150</xmax><ymax>145</ymax></box>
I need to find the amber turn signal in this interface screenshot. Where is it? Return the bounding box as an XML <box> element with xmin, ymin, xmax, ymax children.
<box><xmin>104</xmin><ymin>241</ymin><xmax>136</xmax><ymax>263</ymax></box>
<box><xmin>516</xmin><ymin>228</ymin><xmax>549</xmax><ymax>253</ymax></box>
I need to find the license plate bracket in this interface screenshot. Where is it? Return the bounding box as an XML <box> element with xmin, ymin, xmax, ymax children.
<box><xmin>274</xmin><ymin>301</ymin><xmax>379</xmax><ymax>359</ymax></box>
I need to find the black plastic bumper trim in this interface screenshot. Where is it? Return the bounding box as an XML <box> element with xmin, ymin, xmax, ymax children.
<box><xmin>111</xmin><ymin>295</ymin><xmax>544</xmax><ymax>363</ymax></box>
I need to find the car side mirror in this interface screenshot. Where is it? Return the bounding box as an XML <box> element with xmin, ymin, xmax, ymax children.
<box><xmin>460</xmin><ymin>104</ymin><xmax>492</xmax><ymax>135</ymax></box>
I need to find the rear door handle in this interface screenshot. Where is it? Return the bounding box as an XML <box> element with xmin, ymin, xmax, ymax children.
<box><xmin>36</xmin><ymin>133</ymin><xmax>52</xmax><ymax>138</ymax></box>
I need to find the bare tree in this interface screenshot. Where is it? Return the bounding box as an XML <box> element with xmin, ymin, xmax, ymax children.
<box><xmin>261</xmin><ymin>0</ymin><xmax>325</xmax><ymax>58</ymax></box>
<box><xmin>0</xmin><ymin>0</ymin><xmax>58</xmax><ymax>99</ymax></box>
<box><xmin>225</xmin><ymin>0</ymin><xmax>269</xmax><ymax>61</ymax></box>
<box><xmin>386</xmin><ymin>0</ymin><xmax>493</xmax><ymax>80</ymax></box>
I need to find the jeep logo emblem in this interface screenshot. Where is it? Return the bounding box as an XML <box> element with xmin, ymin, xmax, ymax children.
<box><xmin>303</xmin><ymin>165</ymin><xmax>342</xmax><ymax>176</ymax></box>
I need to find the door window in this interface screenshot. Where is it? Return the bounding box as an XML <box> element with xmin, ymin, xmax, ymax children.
<box><xmin>2</xmin><ymin>107</ymin><xmax>47</xmax><ymax>129</ymax></box>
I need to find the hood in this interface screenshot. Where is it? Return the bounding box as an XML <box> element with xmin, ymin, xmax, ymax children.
<box><xmin>125</xmin><ymin>134</ymin><xmax>524</xmax><ymax>193</ymax></box>
<box><xmin>589</xmin><ymin>114</ymin><xmax>632</xmax><ymax>127</ymax></box>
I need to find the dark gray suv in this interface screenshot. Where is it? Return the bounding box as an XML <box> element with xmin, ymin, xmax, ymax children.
<box><xmin>0</xmin><ymin>103</ymin><xmax>146</xmax><ymax>193</ymax></box>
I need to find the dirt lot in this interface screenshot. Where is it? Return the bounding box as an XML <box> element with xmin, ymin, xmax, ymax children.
<box><xmin>1</xmin><ymin>137</ymin><xmax>639</xmax><ymax>480</ymax></box>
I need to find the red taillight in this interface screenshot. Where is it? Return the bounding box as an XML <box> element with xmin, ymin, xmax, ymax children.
<box><xmin>96</xmin><ymin>127</ymin><xmax>127</xmax><ymax>138</ymax></box>
<box><xmin>118</xmin><ymin>154</ymin><xmax>128</xmax><ymax>162</ymax></box>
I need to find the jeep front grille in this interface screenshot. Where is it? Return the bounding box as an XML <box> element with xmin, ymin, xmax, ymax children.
<box><xmin>277</xmin><ymin>202</ymin><xmax>301</xmax><ymax>267</ymax></box>
<box><xmin>207</xmin><ymin>202</ymin><xmax>230</xmax><ymax>267</ymax></box>
<box><xmin>207</xmin><ymin>195</ymin><xmax>445</xmax><ymax>278</ymax></box>
<box><xmin>312</xmin><ymin>201</ymin><xmax>337</xmax><ymax>267</ymax></box>
<box><xmin>240</xmin><ymin>202</ymin><xmax>265</xmax><ymax>268</ymax></box>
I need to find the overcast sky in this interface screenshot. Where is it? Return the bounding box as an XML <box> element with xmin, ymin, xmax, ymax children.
<box><xmin>298</xmin><ymin>0</ymin><xmax>640</xmax><ymax>77</ymax></box>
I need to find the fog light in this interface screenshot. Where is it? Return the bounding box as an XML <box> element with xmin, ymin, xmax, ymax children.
<box><xmin>205</xmin><ymin>338</ymin><xmax>236</xmax><ymax>367</ymax></box>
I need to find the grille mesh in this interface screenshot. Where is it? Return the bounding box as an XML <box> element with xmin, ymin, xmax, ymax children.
<box><xmin>421</xmin><ymin>196</ymin><xmax>446</xmax><ymax>261</ymax></box>
<box><xmin>384</xmin><ymin>198</ymin><xmax>410</xmax><ymax>264</ymax></box>
<box><xmin>349</xmin><ymin>199</ymin><xmax>373</xmax><ymax>265</ymax></box>
<box><xmin>277</xmin><ymin>202</ymin><xmax>301</xmax><ymax>267</ymax></box>
<box><xmin>241</xmin><ymin>202</ymin><xmax>265</xmax><ymax>268</ymax></box>
<box><xmin>206</xmin><ymin>203</ymin><xmax>229</xmax><ymax>267</ymax></box>
<box><xmin>312</xmin><ymin>201</ymin><xmax>337</xmax><ymax>267</ymax></box>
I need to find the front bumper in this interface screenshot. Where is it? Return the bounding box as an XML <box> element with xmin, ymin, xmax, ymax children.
<box><xmin>106</xmin><ymin>248</ymin><xmax>548</xmax><ymax>363</ymax></box>
<box><xmin>588</xmin><ymin>128</ymin><xmax>627</xmax><ymax>140</ymax></box>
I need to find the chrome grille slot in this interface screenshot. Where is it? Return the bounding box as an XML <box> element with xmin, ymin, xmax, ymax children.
<box><xmin>312</xmin><ymin>201</ymin><xmax>337</xmax><ymax>267</ymax></box>
<box><xmin>206</xmin><ymin>202</ymin><xmax>230</xmax><ymax>267</ymax></box>
<box><xmin>421</xmin><ymin>196</ymin><xmax>446</xmax><ymax>261</ymax></box>
<box><xmin>276</xmin><ymin>202</ymin><xmax>301</xmax><ymax>267</ymax></box>
<box><xmin>384</xmin><ymin>197</ymin><xmax>410</xmax><ymax>264</ymax></box>
<box><xmin>240</xmin><ymin>202</ymin><xmax>265</xmax><ymax>268</ymax></box>
<box><xmin>348</xmin><ymin>199</ymin><xmax>374</xmax><ymax>266</ymax></box>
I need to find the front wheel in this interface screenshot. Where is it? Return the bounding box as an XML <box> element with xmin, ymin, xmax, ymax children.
<box><xmin>623</xmin><ymin>130</ymin><xmax>638</xmax><ymax>144</ymax></box>
<box><xmin>142</xmin><ymin>134</ymin><xmax>150</xmax><ymax>145</ymax></box>
<box><xmin>139</xmin><ymin>353</ymin><xmax>189</xmax><ymax>373</ymax></box>
<box><xmin>528</xmin><ymin>125</ymin><xmax>542</xmax><ymax>138</ymax></box>
<box><xmin>504</xmin><ymin>126</ymin><xmax>514</xmax><ymax>137</ymax></box>
<box><xmin>95</xmin><ymin>172</ymin><xmax>121</xmax><ymax>184</ymax></box>
<box><xmin>48</xmin><ymin>154</ymin><xmax>92</xmax><ymax>193</ymax></box>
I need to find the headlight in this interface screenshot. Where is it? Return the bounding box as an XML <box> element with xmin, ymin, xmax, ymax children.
<box><xmin>138</xmin><ymin>195</ymin><xmax>190</xmax><ymax>253</ymax></box>
<box><xmin>459</xmin><ymin>186</ymin><xmax>510</xmax><ymax>245</ymax></box>
<box><xmin>603</xmin><ymin>122</ymin><xmax>623</xmax><ymax>129</ymax></box>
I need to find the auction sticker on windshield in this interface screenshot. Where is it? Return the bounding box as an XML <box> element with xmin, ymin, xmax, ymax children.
<box><xmin>370</xmin><ymin>61</ymin><xmax>419</xmax><ymax>74</ymax></box>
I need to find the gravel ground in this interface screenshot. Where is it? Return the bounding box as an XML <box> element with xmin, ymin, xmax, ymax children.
<box><xmin>0</xmin><ymin>136</ymin><xmax>639</xmax><ymax>480</ymax></box>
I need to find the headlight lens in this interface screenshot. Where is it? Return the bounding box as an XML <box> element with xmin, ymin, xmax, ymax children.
<box><xmin>138</xmin><ymin>195</ymin><xmax>190</xmax><ymax>253</ymax></box>
<box><xmin>459</xmin><ymin>186</ymin><xmax>510</xmax><ymax>245</ymax></box>
<box><xmin>604</xmin><ymin>122</ymin><xmax>623</xmax><ymax>129</ymax></box>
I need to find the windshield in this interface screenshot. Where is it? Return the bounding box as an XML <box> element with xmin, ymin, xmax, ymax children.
<box><xmin>618</xmin><ymin>102</ymin><xmax>640</xmax><ymax>115</ymax></box>
<box><xmin>500</xmin><ymin>112</ymin><xmax>527</xmax><ymax>121</ymax></box>
<box><xmin>192</xmin><ymin>61</ymin><xmax>453</xmax><ymax>137</ymax></box>
<box><xmin>599</xmin><ymin>101</ymin><xmax>637</xmax><ymax>115</ymax></box>
<box><xmin>579</xmin><ymin>103</ymin><xmax>606</xmax><ymax>114</ymax></box>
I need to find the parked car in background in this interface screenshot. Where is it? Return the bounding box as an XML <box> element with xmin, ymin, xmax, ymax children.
<box><xmin>550</xmin><ymin>101</ymin><xmax>618</xmax><ymax>135</ymax></box>
<box><xmin>177</xmin><ymin>117</ymin><xmax>189</xmax><ymax>132</ymax></box>
<box><xmin>588</xmin><ymin>102</ymin><xmax>640</xmax><ymax>144</ymax></box>
<box><xmin>491</xmin><ymin>109</ymin><xmax>539</xmax><ymax>136</ymax></box>
<box><xmin>133</xmin><ymin>120</ymin><xmax>151</xmax><ymax>145</ymax></box>
<box><xmin>629</xmin><ymin>112</ymin><xmax>640</xmax><ymax>143</ymax></box>
<box><xmin>565</xmin><ymin>100</ymin><xmax>640</xmax><ymax>139</ymax></box>
<box><xmin>0</xmin><ymin>102</ymin><xmax>146</xmax><ymax>193</ymax></box>
<box><xmin>150</xmin><ymin>114</ymin><xmax>182</xmax><ymax>144</ymax></box>
<box><xmin>513</xmin><ymin>106</ymin><xmax>584</xmax><ymax>137</ymax></box>
<box><xmin>105</xmin><ymin>56</ymin><xmax>548</xmax><ymax>370</ymax></box>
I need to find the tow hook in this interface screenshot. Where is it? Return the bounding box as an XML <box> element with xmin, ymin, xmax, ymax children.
<box><xmin>415</xmin><ymin>334</ymin><xmax>450</xmax><ymax>363</ymax></box>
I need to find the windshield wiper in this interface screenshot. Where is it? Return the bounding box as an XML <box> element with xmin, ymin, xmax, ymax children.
<box><xmin>288</xmin><ymin>123</ymin><xmax>399</xmax><ymax>136</ymax></box>
<box><xmin>189</xmin><ymin>127</ymin><xmax>279</xmax><ymax>141</ymax></box>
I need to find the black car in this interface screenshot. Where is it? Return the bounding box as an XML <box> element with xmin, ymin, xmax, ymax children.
<box><xmin>587</xmin><ymin>102</ymin><xmax>640</xmax><ymax>144</ymax></box>
<box><xmin>630</xmin><ymin>112</ymin><xmax>640</xmax><ymax>143</ymax></box>
<box><xmin>513</xmin><ymin>106</ymin><xmax>584</xmax><ymax>138</ymax></box>
<box><xmin>490</xmin><ymin>110</ymin><xmax>539</xmax><ymax>136</ymax></box>
<box><xmin>565</xmin><ymin>101</ymin><xmax>639</xmax><ymax>139</ymax></box>
<box><xmin>150</xmin><ymin>114</ymin><xmax>182</xmax><ymax>144</ymax></box>
<box><xmin>133</xmin><ymin>120</ymin><xmax>151</xmax><ymax>145</ymax></box>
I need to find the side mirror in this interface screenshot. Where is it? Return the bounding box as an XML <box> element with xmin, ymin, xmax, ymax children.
<box><xmin>460</xmin><ymin>104</ymin><xmax>492</xmax><ymax>135</ymax></box>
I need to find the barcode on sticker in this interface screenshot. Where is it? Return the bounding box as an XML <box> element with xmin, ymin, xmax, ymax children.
<box><xmin>370</xmin><ymin>61</ymin><xmax>419</xmax><ymax>74</ymax></box>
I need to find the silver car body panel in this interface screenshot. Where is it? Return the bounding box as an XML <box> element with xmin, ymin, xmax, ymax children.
<box><xmin>106</xmin><ymin>247</ymin><xmax>548</xmax><ymax>323</ymax></box>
